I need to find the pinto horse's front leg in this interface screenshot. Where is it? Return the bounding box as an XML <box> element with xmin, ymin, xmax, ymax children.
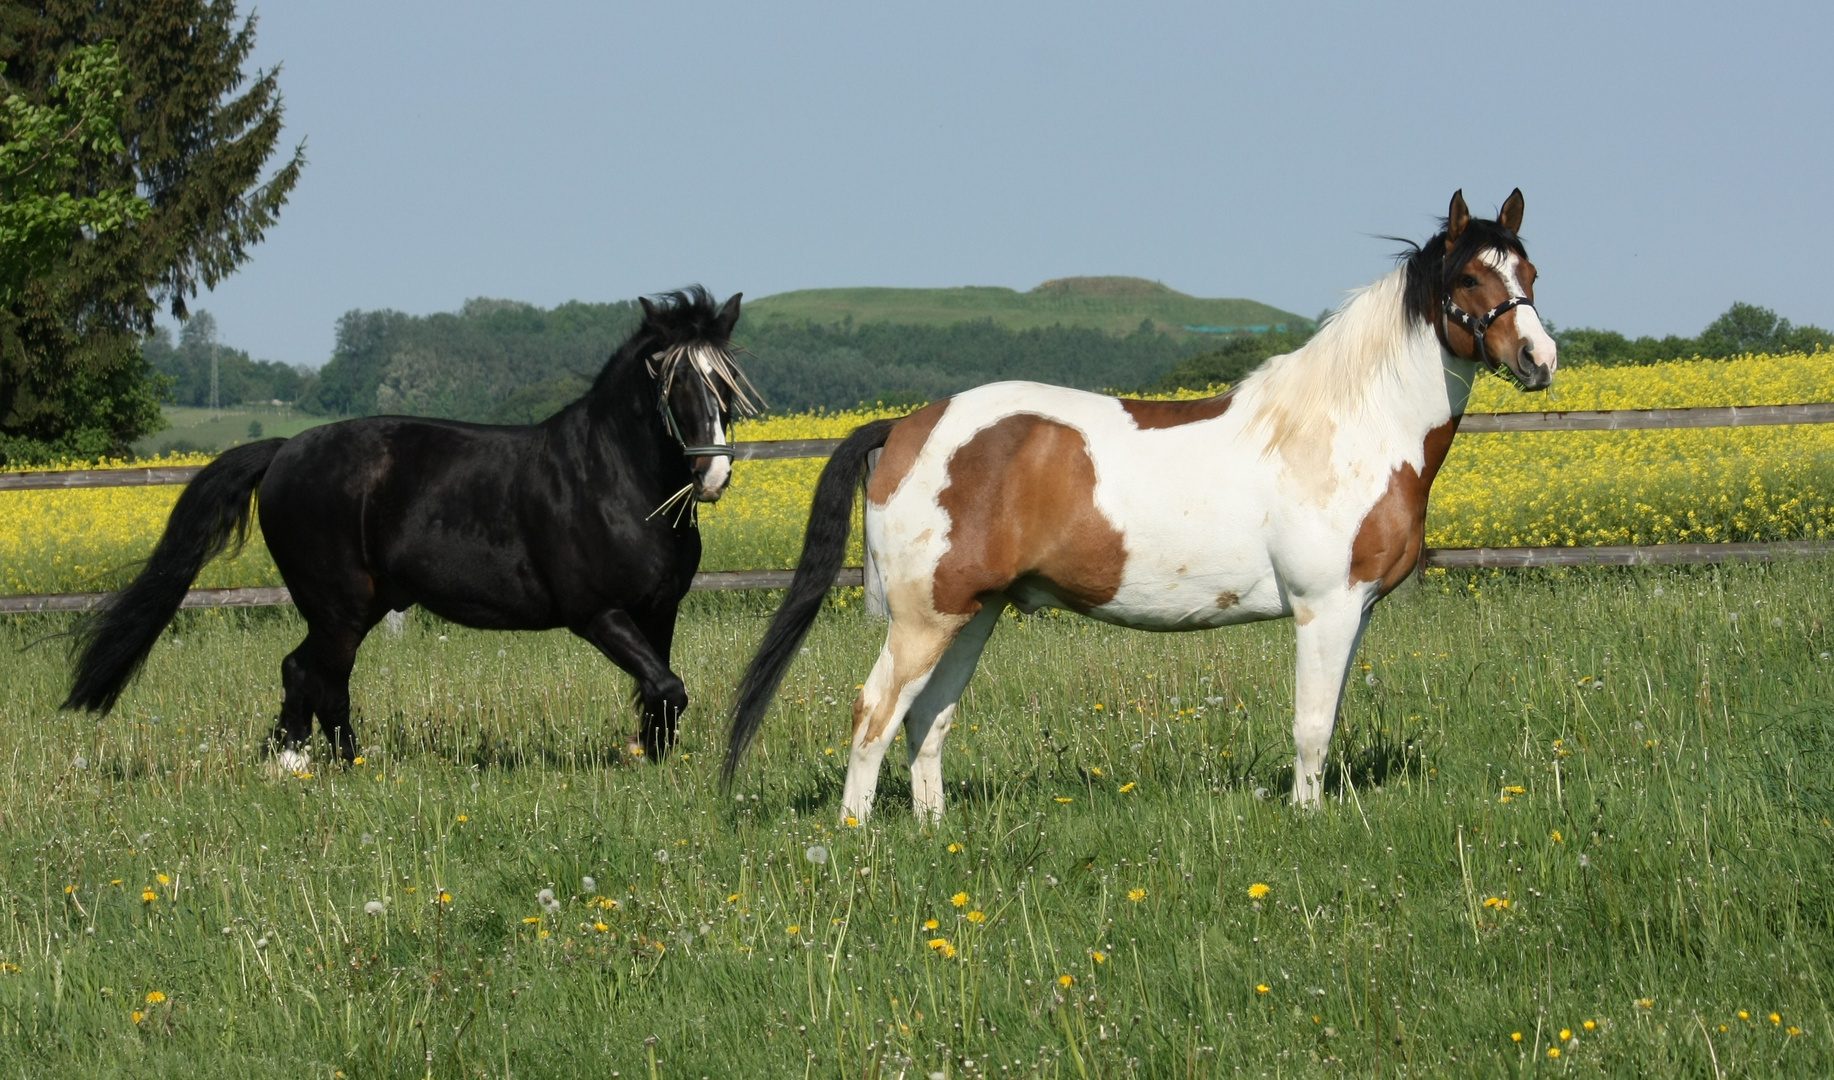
<box><xmin>1290</xmin><ymin>592</ymin><xmax>1374</xmax><ymax>807</ymax></box>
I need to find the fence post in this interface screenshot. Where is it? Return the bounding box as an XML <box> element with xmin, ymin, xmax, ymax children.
<box><xmin>863</xmin><ymin>448</ymin><xmax>888</xmax><ymax>618</ymax></box>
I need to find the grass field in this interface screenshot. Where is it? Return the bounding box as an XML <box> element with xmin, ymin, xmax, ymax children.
<box><xmin>3</xmin><ymin>560</ymin><xmax>1832</xmax><ymax>1077</ymax></box>
<box><xmin>746</xmin><ymin>277</ymin><xmax>1308</xmax><ymax>337</ymax></box>
<box><xmin>131</xmin><ymin>406</ymin><xmax>334</xmax><ymax>458</ymax></box>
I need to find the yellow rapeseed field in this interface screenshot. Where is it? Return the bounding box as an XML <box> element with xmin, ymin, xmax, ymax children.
<box><xmin>3</xmin><ymin>354</ymin><xmax>1829</xmax><ymax>595</ymax></box>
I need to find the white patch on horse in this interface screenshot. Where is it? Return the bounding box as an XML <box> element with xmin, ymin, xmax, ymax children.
<box><xmin>1479</xmin><ymin>250</ymin><xmax>1558</xmax><ymax>371</ymax></box>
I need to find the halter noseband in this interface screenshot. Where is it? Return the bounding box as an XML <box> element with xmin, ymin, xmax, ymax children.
<box><xmin>658</xmin><ymin>384</ymin><xmax>735</xmax><ymax>460</ymax></box>
<box><xmin>1441</xmin><ymin>292</ymin><xmax>1534</xmax><ymax>370</ymax></box>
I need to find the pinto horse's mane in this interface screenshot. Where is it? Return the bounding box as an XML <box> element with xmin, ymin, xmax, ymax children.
<box><xmin>1234</xmin><ymin>215</ymin><xmax>1523</xmax><ymax>444</ymax></box>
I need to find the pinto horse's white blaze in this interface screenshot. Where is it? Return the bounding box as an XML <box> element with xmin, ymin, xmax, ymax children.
<box><xmin>1478</xmin><ymin>249</ymin><xmax>1557</xmax><ymax>375</ymax></box>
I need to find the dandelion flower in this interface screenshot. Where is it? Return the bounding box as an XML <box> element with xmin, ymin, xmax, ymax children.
<box><xmin>1583</xmin><ymin>1020</ymin><xmax>1596</xmax><ymax>1031</ymax></box>
<box><xmin>156</xmin><ymin>874</ymin><xmax>170</xmax><ymax>886</ymax></box>
<box><xmin>455</xmin><ymin>814</ymin><xmax>468</xmax><ymax>823</ymax></box>
<box><xmin>1127</xmin><ymin>888</ymin><xmax>1147</xmax><ymax>902</ymax></box>
<box><xmin>593</xmin><ymin>922</ymin><xmax>609</xmax><ymax>933</ymax></box>
<box><xmin>522</xmin><ymin>916</ymin><xmax>543</xmax><ymax>925</ymax></box>
<box><xmin>843</xmin><ymin>816</ymin><xmax>860</xmax><ymax>828</ymax></box>
<box><xmin>1058</xmin><ymin>974</ymin><xmax>1075</xmax><ymax>988</ymax></box>
<box><xmin>1547</xmin><ymin>1047</ymin><xmax>1560</xmax><ymax>1059</ymax></box>
<box><xmin>141</xmin><ymin>889</ymin><xmax>157</xmax><ymax>903</ymax></box>
<box><xmin>1551</xmin><ymin>830</ymin><xmax>1563</xmax><ymax>843</ymax></box>
<box><xmin>131</xmin><ymin>1011</ymin><xmax>144</xmax><ymax>1024</ymax></box>
<box><xmin>1510</xmin><ymin>1032</ymin><xmax>1523</xmax><ymax>1043</ymax></box>
<box><xmin>1255</xmin><ymin>984</ymin><xmax>1270</xmax><ymax>995</ymax></box>
<box><xmin>1770</xmin><ymin>1013</ymin><xmax>1782</xmax><ymax>1025</ymax></box>
<box><xmin>437</xmin><ymin>891</ymin><xmax>452</xmax><ymax>905</ymax></box>
<box><xmin>1559</xmin><ymin>1029</ymin><xmax>1571</xmax><ymax>1041</ymax></box>
<box><xmin>1636</xmin><ymin>998</ymin><xmax>1653</xmax><ymax>1009</ymax></box>
<box><xmin>1119</xmin><ymin>782</ymin><xmax>1136</xmax><ymax>793</ymax></box>
<box><xmin>786</xmin><ymin>925</ymin><xmax>800</xmax><ymax>935</ymax></box>
<box><xmin>145</xmin><ymin>991</ymin><xmax>165</xmax><ymax>1004</ymax></box>
<box><xmin>947</xmin><ymin>843</ymin><xmax>962</xmax><ymax>853</ymax></box>
<box><xmin>924</xmin><ymin>918</ymin><xmax>939</xmax><ymax>930</ymax></box>
<box><xmin>1247</xmin><ymin>882</ymin><xmax>1270</xmax><ymax>900</ymax></box>
<box><xmin>726</xmin><ymin>893</ymin><xmax>741</xmax><ymax>903</ymax></box>
<box><xmin>1092</xmin><ymin>951</ymin><xmax>1107</xmax><ymax>963</ymax></box>
<box><xmin>951</xmin><ymin>892</ymin><xmax>968</xmax><ymax>908</ymax></box>
<box><xmin>965</xmin><ymin>910</ymin><xmax>986</xmax><ymax>924</ymax></box>
<box><xmin>1054</xmin><ymin>797</ymin><xmax>1073</xmax><ymax>804</ymax></box>
<box><xmin>1738</xmin><ymin>1010</ymin><xmax>1749</xmax><ymax>1020</ymax></box>
<box><xmin>1787</xmin><ymin>1026</ymin><xmax>1802</xmax><ymax>1036</ymax></box>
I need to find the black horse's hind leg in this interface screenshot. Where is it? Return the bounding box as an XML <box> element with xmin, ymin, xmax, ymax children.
<box><xmin>273</xmin><ymin>623</ymin><xmax>370</xmax><ymax>765</ymax></box>
<box><xmin>574</xmin><ymin>608</ymin><xmax>687</xmax><ymax>760</ymax></box>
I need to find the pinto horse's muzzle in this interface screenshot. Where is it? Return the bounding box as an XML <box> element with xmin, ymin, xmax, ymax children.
<box><xmin>1442</xmin><ymin>294</ymin><xmax>1552</xmax><ymax>390</ymax></box>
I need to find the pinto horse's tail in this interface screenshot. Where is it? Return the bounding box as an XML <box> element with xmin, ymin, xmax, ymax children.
<box><xmin>724</xmin><ymin>418</ymin><xmax>897</xmax><ymax>784</ymax></box>
<box><xmin>64</xmin><ymin>439</ymin><xmax>288</xmax><ymax>714</ymax></box>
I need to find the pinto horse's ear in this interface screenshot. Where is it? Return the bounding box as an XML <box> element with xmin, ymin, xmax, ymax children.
<box><xmin>1445</xmin><ymin>189</ymin><xmax>1470</xmax><ymax>251</ymax></box>
<box><xmin>1497</xmin><ymin>188</ymin><xmax>1525</xmax><ymax>234</ymax></box>
<box><xmin>639</xmin><ymin>296</ymin><xmax>660</xmax><ymax>322</ymax></box>
<box><xmin>716</xmin><ymin>292</ymin><xmax>743</xmax><ymax>339</ymax></box>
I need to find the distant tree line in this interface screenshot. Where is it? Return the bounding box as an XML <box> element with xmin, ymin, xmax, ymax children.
<box><xmin>144</xmin><ymin>312</ymin><xmax>309</xmax><ymax>407</ymax></box>
<box><xmin>293</xmin><ymin>304</ymin><xmax>1216</xmax><ymax>422</ymax></box>
<box><xmin>1148</xmin><ymin>302</ymin><xmax>1832</xmax><ymax>392</ymax></box>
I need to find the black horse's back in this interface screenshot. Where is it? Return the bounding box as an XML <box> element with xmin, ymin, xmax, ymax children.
<box><xmin>65</xmin><ymin>439</ymin><xmax>287</xmax><ymax>713</ymax></box>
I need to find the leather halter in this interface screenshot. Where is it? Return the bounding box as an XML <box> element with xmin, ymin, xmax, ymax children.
<box><xmin>1441</xmin><ymin>292</ymin><xmax>1534</xmax><ymax>370</ymax></box>
<box><xmin>658</xmin><ymin>382</ymin><xmax>734</xmax><ymax>459</ymax></box>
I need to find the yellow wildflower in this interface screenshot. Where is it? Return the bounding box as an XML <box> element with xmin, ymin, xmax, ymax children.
<box><xmin>1247</xmin><ymin>882</ymin><xmax>1270</xmax><ymax>900</ymax></box>
<box><xmin>145</xmin><ymin>991</ymin><xmax>165</xmax><ymax>1004</ymax></box>
<box><xmin>951</xmin><ymin>892</ymin><xmax>968</xmax><ymax>908</ymax></box>
<box><xmin>1127</xmin><ymin>888</ymin><xmax>1147</xmax><ymax>902</ymax></box>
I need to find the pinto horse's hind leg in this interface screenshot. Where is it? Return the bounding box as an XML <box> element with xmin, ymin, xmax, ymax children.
<box><xmin>574</xmin><ymin>608</ymin><xmax>687</xmax><ymax>761</ymax></box>
<box><xmin>1291</xmin><ymin>593</ymin><xmax>1374</xmax><ymax>807</ymax></box>
<box><xmin>841</xmin><ymin>608</ymin><xmax>974</xmax><ymax>822</ymax></box>
<box><xmin>903</xmin><ymin>600</ymin><xmax>1005</xmax><ymax>821</ymax></box>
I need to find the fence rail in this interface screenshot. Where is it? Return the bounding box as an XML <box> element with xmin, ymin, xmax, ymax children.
<box><xmin>4</xmin><ymin>402</ymin><xmax>1832</xmax><ymax>492</ymax></box>
<box><xmin>6</xmin><ymin>544</ymin><xmax>1833</xmax><ymax>615</ymax></box>
<box><xmin>4</xmin><ymin>402</ymin><xmax>1832</xmax><ymax>613</ymax></box>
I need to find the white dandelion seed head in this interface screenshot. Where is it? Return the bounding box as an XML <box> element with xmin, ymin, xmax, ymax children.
<box><xmin>1364</xmin><ymin>673</ymin><xmax>1378</xmax><ymax>687</ymax></box>
<box><xmin>254</xmin><ymin>937</ymin><xmax>268</xmax><ymax>949</ymax></box>
<box><xmin>364</xmin><ymin>901</ymin><xmax>385</xmax><ymax>916</ymax></box>
<box><xmin>1578</xmin><ymin>854</ymin><xmax>1590</xmax><ymax>869</ymax></box>
<box><xmin>1772</xmin><ymin>617</ymin><xmax>1783</xmax><ymax>627</ymax></box>
<box><xmin>805</xmin><ymin>844</ymin><xmax>829</xmax><ymax>865</ymax></box>
<box><xmin>71</xmin><ymin>756</ymin><xmax>87</xmax><ymax>770</ymax></box>
<box><xmin>654</xmin><ymin>849</ymin><xmax>669</xmax><ymax>864</ymax></box>
<box><xmin>581</xmin><ymin>876</ymin><xmax>597</xmax><ymax>894</ymax></box>
<box><xmin>1253</xmin><ymin>787</ymin><xmax>1269</xmax><ymax>801</ymax></box>
<box><xmin>360</xmin><ymin>833</ymin><xmax>374</xmax><ymax>847</ymax></box>
<box><xmin>1652</xmin><ymin>587</ymin><xmax>1664</xmax><ymax>597</ymax></box>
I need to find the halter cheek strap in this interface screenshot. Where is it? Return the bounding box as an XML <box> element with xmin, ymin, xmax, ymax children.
<box><xmin>658</xmin><ymin>394</ymin><xmax>735</xmax><ymax>459</ymax></box>
<box><xmin>1441</xmin><ymin>293</ymin><xmax>1534</xmax><ymax>369</ymax></box>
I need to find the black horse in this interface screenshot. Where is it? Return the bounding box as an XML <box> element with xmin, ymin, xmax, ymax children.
<box><xmin>65</xmin><ymin>287</ymin><xmax>757</xmax><ymax>766</ymax></box>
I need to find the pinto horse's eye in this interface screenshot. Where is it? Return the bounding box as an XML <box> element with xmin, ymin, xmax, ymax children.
<box><xmin>1458</xmin><ymin>274</ymin><xmax>1480</xmax><ymax>290</ymax></box>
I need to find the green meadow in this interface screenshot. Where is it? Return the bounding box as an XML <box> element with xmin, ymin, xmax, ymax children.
<box><xmin>132</xmin><ymin>406</ymin><xmax>334</xmax><ymax>458</ymax></box>
<box><xmin>2</xmin><ymin>561</ymin><xmax>1831</xmax><ymax>1077</ymax></box>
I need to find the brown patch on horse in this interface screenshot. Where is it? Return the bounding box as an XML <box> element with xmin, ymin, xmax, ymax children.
<box><xmin>1119</xmin><ymin>392</ymin><xmax>1233</xmax><ymax>430</ymax></box>
<box><xmin>931</xmin><ymin>414</ymin><xmax>1126</xmax><ymax>617</ymax></box>
<box><xmin>856</xmin><ymin>585</ymin><xmax>968</xmax><ymax>745</ymax></box>
<box><xmin>1216</xmin><ymin>590</ymin><xmax>1239</xmax><ymax>610</ymax></box>
<box><xmin>1349</xmin><ymin>419</ymin><xmax>1460</xmax><ymax>594</ymax></box>
<box><xmin>867</xmin><ymin>399</ymin><xmax>951</xmax><ymax>506</ymax></box>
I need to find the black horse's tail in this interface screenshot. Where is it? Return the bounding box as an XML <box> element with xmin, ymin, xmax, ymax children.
<box><xmin>724</xmin><ymin>418</ymin><xmax>897</xmax><ymax>783</ymax></box>
<box><xmin>64</xmin><ymin>439</ymin><xmax>288</xmax><ymax>714</ymax></box>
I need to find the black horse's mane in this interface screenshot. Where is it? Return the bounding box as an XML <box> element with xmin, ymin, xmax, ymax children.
<box><xmin>1397</xmin><ymin>218</ymin><xmax>1525</xmax><ymax>326</ymax></box>
<box><xmin>589</xmin><ymin>285</ymin><xmax>734</xmax><ymax>397</ymax></box>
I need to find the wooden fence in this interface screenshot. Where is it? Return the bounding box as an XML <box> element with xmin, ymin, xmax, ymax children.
<box><xmin>3</xmin><ymin>402</ymin><xmax>1832</xmax><ymax>614</ymax></box>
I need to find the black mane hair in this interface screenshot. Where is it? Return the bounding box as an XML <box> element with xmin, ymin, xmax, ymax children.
<box><xmin>589</xmin><ymin>285</ymin><xmax>734</xmax><ymax>397</ymax></box>
<box><xmin>1398</xmin><ymin>219</ymin><xmax>1525</xmax><ymax>326</ymax></box>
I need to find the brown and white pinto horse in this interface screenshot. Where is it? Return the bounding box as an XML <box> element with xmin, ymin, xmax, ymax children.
<box><xmin>726</xmin><ymin>190</ymin><xmax>1556</xmax><ymax>818</ymax></box>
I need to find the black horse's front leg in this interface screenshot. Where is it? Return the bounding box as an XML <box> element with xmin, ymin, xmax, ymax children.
<box><xmin>573</xmin><ymin>608</ymin><xmax>687</xmax><ymax>760</ymax></box>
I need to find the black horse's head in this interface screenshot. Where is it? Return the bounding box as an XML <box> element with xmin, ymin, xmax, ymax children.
<box><xmin>636</xmin><ymin>288</ymin><xmax>760</xmax><ymax>503</ymax></box>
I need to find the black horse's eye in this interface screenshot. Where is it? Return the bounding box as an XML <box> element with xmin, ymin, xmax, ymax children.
<box><xmin>1459</xmin><ymin>274</ymin><xmax>1480</xmax><ymax>290</ymax></box>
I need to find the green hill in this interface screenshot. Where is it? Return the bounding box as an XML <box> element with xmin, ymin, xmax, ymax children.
<box><xmin>746</xmin><ymin>276</ymin><xmax>1308</xmax><ymax>337</ymax></box>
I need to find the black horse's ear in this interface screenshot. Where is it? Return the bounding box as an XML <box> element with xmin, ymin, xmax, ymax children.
<box><xmin>1446</xmin><ymin>190</ymin><xmax>1470</xmax><ymax>250</ymax></box>
<box><xmin>1497</xmin><ymin>188</ymin><xmax>1525</xmax><ymax>234</ymax></box>
<box><xmin>716</xmin><ymin>292</ymin><xmax>743</xmax><ymax>338</ymax></box>
<box><xmin>640</xmin><ymin>296</ymin><xmax>660</xmax><ymax>322</ymax></box>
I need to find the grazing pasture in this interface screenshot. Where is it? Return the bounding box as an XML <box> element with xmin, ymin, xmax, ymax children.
<box><xmin>2</xmin><ymin>560</ymin><xmax>1832</xmax><ymax>1076</ymax></box>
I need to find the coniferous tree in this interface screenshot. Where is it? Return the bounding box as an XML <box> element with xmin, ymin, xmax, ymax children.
<box><xmin>0</xmin><ymin>1</ymin><xmax>303</xmax><ymax>464</ymax></box>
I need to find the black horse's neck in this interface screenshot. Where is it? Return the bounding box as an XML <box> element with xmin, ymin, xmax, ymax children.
<box><xmin>545</xmin><ymin>331</ymin><xmax>692</xmax><ymax>500</ymax></box>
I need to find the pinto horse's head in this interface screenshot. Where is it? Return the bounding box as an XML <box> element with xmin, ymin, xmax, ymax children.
<box><xmin>639</xmin><ymin>289</ymin><xmax>761</xmax><ymax>503</ymax></box>
<box><xmin>1409</xmin><ymin>189</ymin><xmax>1557</xmax><ymax>391</ymax></box>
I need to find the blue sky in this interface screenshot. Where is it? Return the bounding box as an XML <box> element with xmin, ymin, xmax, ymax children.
<box><xmin>198</xmin><ymin>2</ymin><xmax>1834</xmax><ymax>368</ymax></box>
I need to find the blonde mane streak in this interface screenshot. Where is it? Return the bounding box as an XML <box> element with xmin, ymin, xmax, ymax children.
<box><xmin>1240</xmin><ymin>268</ymin><xmax>1420</xmax><ymax>458</ymax></box>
